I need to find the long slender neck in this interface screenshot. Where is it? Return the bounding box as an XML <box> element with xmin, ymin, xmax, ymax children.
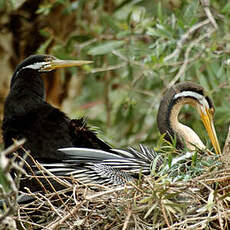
<box><xmin>11</xmin><ymin>69</ymin><xmax>45</xmax><ymax>98</ymax></box>
<box><xmin>157</xmin><ymin>84</ymin><xmax>206</xmax><ymax>151</ymax></box>
<box><xmin>4</xmin><ymin>69</ymin><xmax>45</xmax><ymax>120</ymax></box>
<box><xmin>169</xmin><ymin>99</ymin><xmax>205</xmax><ymax>150</ymax></box>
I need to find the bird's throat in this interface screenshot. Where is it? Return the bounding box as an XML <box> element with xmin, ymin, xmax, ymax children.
<box><xmin>4</xmin><ymin>71</ymin><xmax>46</xmax><ymax>119</ymax></box>
<box><xmin>12</xmin><ymin>70</ymin><xmax>45</xmax><ymax>101</ymax></box>
<box><xmin>169</xmin><ymin>100</ymin><xmax>205</xmax><ymax>151</ymax></box>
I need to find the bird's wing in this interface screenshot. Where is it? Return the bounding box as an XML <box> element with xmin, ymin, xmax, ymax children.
<box><xmin>37</xmin><ymin>145</ymin><xmax>163</xmax><ymax>186</ymax></box>
<box><xmin>59</xmin><ymin>147</ymin><xmax>124</xmax><ymax>160</ymax></box>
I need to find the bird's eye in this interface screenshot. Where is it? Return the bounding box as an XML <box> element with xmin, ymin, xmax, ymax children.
<box><xmin>209</xmin><ymin>107</ymin><xmax>215</xmax><ymax>116</ymax></box>
<box><xmin>45</xmin><ymin>56</ymin><xmax>55</xmax><ymax>62</ymax></box>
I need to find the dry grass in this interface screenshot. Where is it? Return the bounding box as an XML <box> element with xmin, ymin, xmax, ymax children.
<box><xmin>1</xmin><ymin>141</ymin><xmax>230</xmax><ymax>229</ymax></box>
<box><xmin>11</xmin><ymin>152</ymin><xmax>230</xmax><ymax>229</ymax></box>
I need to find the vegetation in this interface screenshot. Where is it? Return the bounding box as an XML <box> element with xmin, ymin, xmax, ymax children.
<box><xmin>0</xmin><ymin>0</ymin><xmax>230</xmax><ymax>229</ymax></box>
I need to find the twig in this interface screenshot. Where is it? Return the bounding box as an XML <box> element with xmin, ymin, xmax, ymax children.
<box><xmin>47</xmin><ymin>199</ymin><xmax>85</xmax><ymax>230</ymax></box>
<box><xmin>161</xmin><ymin>200</ymin><xmax>172</xmax><ymax>230</ymax></box>
<box><xmin>90</xmin><ymin>63</ymin><xmax>127</xmax><ymax>73</ymax></box>
<box><xmin>0</xmin><ymin>139</ymin><xmax>26</xmax><ymax>224</ymax></box>
<box><xmin>223</xmin><ymin>126</ymin><xmax>230</xmax><ymax>155</ymax></box>
<box><xmin>48</xmin><ymin>186</ymin><xmax>130</xmax><ymax>229</ymax></box>
<box><xmin>217</xmin><ymin>203</ymin><xmax>224</xmax><ymax>230</ymax></box>
<box><xmin>164</xmin><ymin>19</ymin><xmax>211</xmax><ymax>62</ymax></box>
<box><xmin>39</xmin><ymin>193</ymin><xmax>64</xmax><ymax>219</ymax></box>
<box><xmin>162</xmin><ymin>213</ymin><xmax>224</xmax><ymax>229</ymax></box>
<box><xmin>167</xmin><ymin>27</ymin><xmax>215</xmax><ymax>88</ymax></box>
<box><xmin>122</xmin><ymin>209</ymin><xmax>132</xmax><ymax>230</ymax></box>
<box><xmin>85</xmin><ymin>186</ymin><xmax>131</xmax><ymax>200</ymax></box>
<box><xmin>16</xmin><ymin>216</ymin><xmax>50</xmax><ymax>230</ymax></box>
<box><xmin>200</xmin><ymin>0</ymin><xmax>218</xmax><ymax>29</ymax></box>
<box><xmin>0</xmin><ymin>139</ymin><xmax>26</xmax><ymax>157</ymax></box>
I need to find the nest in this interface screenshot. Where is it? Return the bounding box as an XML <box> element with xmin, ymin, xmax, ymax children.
<box><xmin>15</xmin><ymin>169</ymin><xmax>230</xmax><ymax>229</ymax></box>
<box><xmin>1</xmin><ymin>141</ymin><xmax>230</xmax><ymax>229</ymax></box>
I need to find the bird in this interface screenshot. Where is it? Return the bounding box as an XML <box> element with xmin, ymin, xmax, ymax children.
<box><xmin>2</xmin><ymin>54</ymin><xmax>113</xmax><ymax>191</ymax></box>
<box><xmin>36</xmin><ymin>82</ymin><xmax>221</xmax><ymax>186</ymax></box>
<box><xmin>157</xmin><ymin>82</ymin><xmax>221</xmax><ymax>154</ymax></box>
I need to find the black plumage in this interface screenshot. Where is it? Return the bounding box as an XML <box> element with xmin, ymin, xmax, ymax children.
<box><xmin>2</xmin><ymin>55</ymin><xmax>112</xmax><ymax>190</ymax></box>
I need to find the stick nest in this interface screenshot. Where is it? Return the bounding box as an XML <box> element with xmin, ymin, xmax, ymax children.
<box><xmin>16</xmin><ymin>154</ymin><xmax>230</xmax><ymax>229</ymax></box>
<box><xmin>1</xmin><ymin>142</ymin><xmax>230</xmax><ymax>229</ymax></box>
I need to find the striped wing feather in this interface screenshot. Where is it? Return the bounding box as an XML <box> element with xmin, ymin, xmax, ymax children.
<box><xmin>38</xmin><ymin>145</ymin><xmax>163</xmax><ymax>185</ymax></box>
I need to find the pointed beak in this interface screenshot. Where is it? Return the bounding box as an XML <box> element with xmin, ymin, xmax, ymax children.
<box><xmin>200</xmin><ymin>109</ymin><xmax>221</xmax><ymax>154</ymax></box>
<box><xmin>42</xmin><ymin>59</ymin><xmax>93</xmax><ymax>71</ymax></box>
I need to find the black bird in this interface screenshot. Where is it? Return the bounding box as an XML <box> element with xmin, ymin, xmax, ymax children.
<box><xmin>2</xmin><ymin>54</ymin><xmax>112</xmax><ymax>190</ymax></box>
<box><xmin>37</xmin><ymin>82</ymin><xmax>221</xmax><ymax>186</ymax></box>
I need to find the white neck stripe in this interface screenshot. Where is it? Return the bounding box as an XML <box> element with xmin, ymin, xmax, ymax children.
<box><xmin>22</xmin><ymin>62</ymin><xmax>48</xmax><ymax>70</ymax></box>
<box><xmin>174</xmin><ymin>91</ymin><xmax>209</xmax><ymax>108</ymax></box>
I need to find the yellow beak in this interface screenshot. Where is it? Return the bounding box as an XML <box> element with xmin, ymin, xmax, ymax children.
<box><xmin>200</xmin><ymin>109</ymin><xmax>221</xmax><ymax>154</ymax></box>
<box><xmin>42</xmin><ymin>59</ymin><xmax>93</xmax><ymax>71</ymax></box>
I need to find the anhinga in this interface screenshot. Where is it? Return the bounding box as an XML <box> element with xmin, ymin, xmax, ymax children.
<box><xmin>2</xmin><ymin>54</ymin><xmax>113</xmax><ymax>190</ymax></box>
<box><xmin>37</xmin><ymin>82</ymin><xmax>221</xmax><ymax>186</ymax></box>
<box><xmin>157</xmin><ymin>82</ymin><xmax>221</xmax><ymax>154</ymax></box>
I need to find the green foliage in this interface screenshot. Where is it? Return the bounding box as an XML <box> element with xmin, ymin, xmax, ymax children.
<box><xmin>87</xmin><ymin>41</ymin><xmax>125</xmax><ymax>55</ymax></box>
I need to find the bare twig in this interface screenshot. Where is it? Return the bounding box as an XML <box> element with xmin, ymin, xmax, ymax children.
<box><xmin>48</xmin><ymin>186</ymin><xmax>130</xmax><ymax>229</ymax></box>
<box><xmin>0</xmin><ymin>139</ymin><xmax>26</xmax><ymax>225</ymax></box>
<box><xmin>200</xmin><ymin>0</ymin><xmax>218</xmax><ymax>29</ymax></box>
<box><xmin>90</xmin><ymin>63</ymin><xmax>127</xmax><ymax>73</ymax></box>
<box><xmin>122</xmin><ymin>209</ymin><xmax>132</xmax><ymax>230</ymax></box>
<box><xmin>0</xmin><ymin>139</ymin><xmax>26</xmax><ymax>157</ymax></box>
<box><xmin>164</xmin><ymin>19</ymin><xmax>211</xmax><ymax>62</ymax></box>
<box><xmin>223</xmin><ymin>126</ymin><xmax>230</xmax><ymax>156</ymax></box>
<box><xmin>86</xmin><ymin>186</ymin><xmax>131</xmax><ymax>200</ymax></box>
<box><xmin>167</xmin><ymin>27</ymin><xmax>215</xmax><ymax>88</ymax></box>
<box><xmin>161</xmin><ymin>200</ymin><xmax>172</xmax><ymax>230</ymax></box>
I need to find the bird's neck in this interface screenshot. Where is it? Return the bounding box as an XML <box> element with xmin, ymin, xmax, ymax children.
<box><xmin>11</xmin><ymin>70</ymin><xmax>45</xmax><ymax>100</ymax></box>
<box><xmin>169</xmin><ymin>100</ymin><xmax>205</xmax><ymax>151</ymax></box>
<box><xmin>4</xmin><ymin>70</ymin><xmax>46</xmax><ymax>119</ymax></box>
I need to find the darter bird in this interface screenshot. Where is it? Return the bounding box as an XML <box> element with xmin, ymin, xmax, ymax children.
<box><xmin>37</xmin><ymin>82</ymin><xmax>222</xmax><ymax>186</ymax></box>
<box><xmin>2</xmin><ymin>54</ymin><xmax>113</xmax><ymax>191</ymax></box>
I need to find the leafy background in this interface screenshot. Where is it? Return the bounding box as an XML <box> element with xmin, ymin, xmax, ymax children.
<box><xmin>0</xmin><ymin>0</ymin><xmax>229</xmax><ymax>153</ymax></box>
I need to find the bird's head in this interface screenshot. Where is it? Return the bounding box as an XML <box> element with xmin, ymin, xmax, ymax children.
<box><xmin>10</xmin><ymin>54</ymin><xmax>92</xmax><ymax>88</ymax></box>
<box><xmin>158</xmin><ymin>82</ymin><xmax>221</xmax><ymax>154</ymax></box>
<box><xmin>15</xmin><ymin>54</ymin><xmax>93</xmax><ymax>72</ymax></box>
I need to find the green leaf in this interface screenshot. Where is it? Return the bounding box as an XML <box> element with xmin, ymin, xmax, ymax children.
<box><xmin>0</xmin><ymin>0</ymin><xmax>5</xmax><ymax>9</ymax></box>
<box><xmin>10</xmin><ymin>0</ymin><xmax>26</xmax><ymax>10</ymax></box>
<box><xmin>0</xmin><ymin>169</ymin><xmax>10</xmax><ymax>193</ymax></box>
<box><xmin>222</xmin><ymin>2</ymin><xmax>230</xmax><ymax>13</ymax></box>
<box><xmin>87</xmin><ymin>41</ymin><xmax>125</xmax><ymax>56</ymax></box>
<box><xmin>37</xmin><ymin>38</ymin><xmax>53</xmax><ymax>54</ymax></box>
<box><xmin>36</xmin><ymin>3</ymin><xmax>52</xmax><ymax>15</ymax></box>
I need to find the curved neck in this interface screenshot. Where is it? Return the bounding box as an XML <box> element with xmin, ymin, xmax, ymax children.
<box><xmin>169</xmin><ymin>98</ymin><xmax>205</xmax><ymax>150</ymax></box>
<box><xmin>157</xmin><ymin>90</ymin><xmax>205</xmax><ymax>151</ymax></box>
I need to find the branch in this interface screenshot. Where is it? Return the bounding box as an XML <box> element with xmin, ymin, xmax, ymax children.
<box><xmin>223</xmin><ymin>126</ymin><xmax>230</xmax><ymax>156</ymax></box>
<box><xmin>220</xmin><ymin>126</ymin><xmax>230</xmax><ymax>167</ymax></box>
<box><xmin>167</xmin><ymin>27</ymin><xmax>215</xmax><ymax>88</ymax></box>
<box><xmin>200</xmin><ymin>0</ymin><xmax>218</xmax><ymax>29</ymax></box>
<box><xmin>164</xmin><ymin>19</ymin><xmax>211</xmax><ymax>62</ymax></box>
